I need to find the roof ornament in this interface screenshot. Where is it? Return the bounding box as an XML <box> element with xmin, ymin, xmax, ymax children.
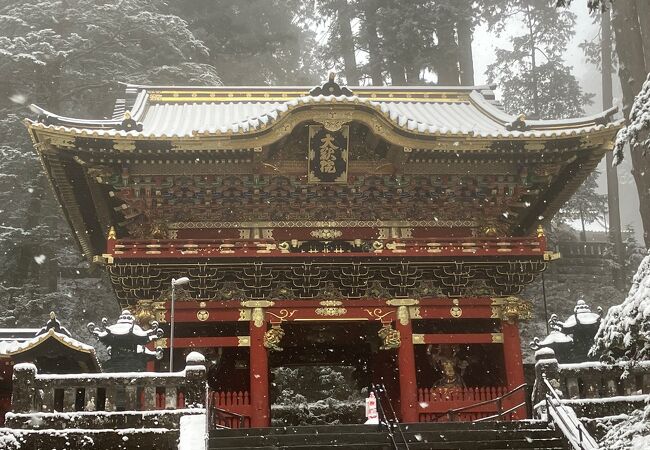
<box><xmin>118</xmin><ymin>111</ymin><xmax>143</xmax><ymax>132</ymax></box>
<box><xmin>506</xmin><ymin>113</ymin><xmax>527</xmax><ymax>131</ymax></box>
<box><xmin>309</xmin><ymin>72</ymin><xmax>354</xmax><ymax>97</ymax></box>
<box><xmin>87</xmin><ymin>309</ymin><xmax>164</xmax><ymax>372</ymax></box>
<box><xmin>35</xmin><ymin>311</ymin><xmax>71</xmax><ymax>337</ymax></box>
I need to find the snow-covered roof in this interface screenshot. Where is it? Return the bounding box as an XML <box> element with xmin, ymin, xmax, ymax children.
<box><xmin>0</xmin><ymin>328</ymin><xmax>95</xmax><ymax>357</ymax></box>
<box><xmin>26</xmin><ymin>83</ymin><xmax>622</xmax><ymax>141</ymax></box>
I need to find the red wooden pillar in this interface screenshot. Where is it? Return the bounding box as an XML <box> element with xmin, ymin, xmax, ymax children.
<box><xmin>395</xmin><ymin>313</ymin><xmax>418</xmax><ymax>423</ymax></box>
<box><xmin>146</xmin><ymin>360</ymin><xmax>155</xmax><ymax>372</ymax></box>
<box><xmin>249</xmin><ymin>317</ymin><xmax>270</xmax><ymax>427</ymax></box>
<box><xmin>501</xmin><ymin>320</ymin><xmax>526</xmax><ymax>419</ymax></box>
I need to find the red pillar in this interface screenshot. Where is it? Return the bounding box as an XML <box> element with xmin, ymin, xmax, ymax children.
<box><xmin>396</xmin><ymin>317</ymin><xmax>418</xmax><ymax>423</ymax></box>
<box><xmin>501</xmin><ymin>321</ymin><xmax>526</xmax><ymax>419</ymax></box>
<box><xmin>249</xmin><ymin>319</ymin><xmax>270</xmax><ymax>427</ymax></box>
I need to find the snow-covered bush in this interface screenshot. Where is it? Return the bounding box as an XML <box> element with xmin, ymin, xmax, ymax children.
<box><xmin>614</xmin><ymin>72</ymin><xmax>650</xmax><ymax>165</ymax></box>
<box><xmin>591</xmin><ymin>252</ymin><xmax>650</xmax><ymax>362</ymax></box>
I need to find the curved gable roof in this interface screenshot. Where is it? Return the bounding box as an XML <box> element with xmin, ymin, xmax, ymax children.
<box><xmin>26</xmin><ymin>83</ymin><xmax>621</xmax><ymax>141</ymax></box>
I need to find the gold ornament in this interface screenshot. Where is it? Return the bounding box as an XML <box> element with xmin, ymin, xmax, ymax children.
<box><xmin>134</xmin><ymin>300</ymin><xmax>156</xmax><ymax>329</ymax></box>
<box><xmin>263</xmin><ymin>325</ymin><xmax>285</xmax><ymax>351</ymax></box>
<box><xmin>196</xmin><ymin>309</ymin><xmax>209</xmax><ymax>321</ymax></box>
<box><xmin>378</xmin><ymin>324</ymin><xmax>401</xmax><ymax>350</ymax></box>
<box><xmin>450</xmin><ymin>299</ymin><xmax>462</xmax><ymax>318</ymax></box>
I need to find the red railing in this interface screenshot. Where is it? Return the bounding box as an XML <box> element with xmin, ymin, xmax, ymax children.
<box><xmin>210</xmin><ymin>391</ymin><xmax>251</xmax><ymax>428</ymax></box>
<box><xmin>417</xmin><ymin>386</ymin><xmax>509</xmax><ymax>422</ymax></box>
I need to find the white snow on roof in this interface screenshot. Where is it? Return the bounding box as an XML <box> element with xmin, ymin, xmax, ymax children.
<box><xmin>28</xmin><ymin>90</ymin><xmax>622</xmax><ymax>140</ymax></box>
<box><xmin>0</xmin><ymin>329</ymin><xmax>95</xmax><ymax>356</ymax></box>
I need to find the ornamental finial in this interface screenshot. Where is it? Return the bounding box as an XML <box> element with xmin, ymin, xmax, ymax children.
<box><xmin>537</xmin><ymin>224</ymin><xmax>545</xmax><ymax>238</ymax></box>
<box><xmin>107</xmin><ymin>226</ymin><xmax>116</xmax><ymax>240</ymax></box>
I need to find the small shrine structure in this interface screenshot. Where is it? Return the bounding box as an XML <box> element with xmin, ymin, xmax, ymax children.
<box><xmin>0</xmin><ymin>313</ymin><xmax>99</xmax><ymax>423</ymax></box>
<box><xmin>24</xmin><ymin>77</ymin><xmax>621</xmax><ymax>425</ymax></box>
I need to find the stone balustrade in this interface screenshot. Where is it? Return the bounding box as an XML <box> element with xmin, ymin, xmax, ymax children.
<box><xmin>555</xmin><ymin>241</ymin><xmax>613</xmax><ymax>258</ymax></box>
<box><xmin>10</xmin><ymin>352</ymin><xmax>206</xmax><ymax>415</ymax></box>
<box><xmin>533</xmin><ymin>348</ymin><xmax>650</xmax><ymax>417</ymax></box>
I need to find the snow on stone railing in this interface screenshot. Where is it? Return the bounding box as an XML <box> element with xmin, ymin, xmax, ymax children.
<box><xmin>533</xmin><ymin>348</ymin><xmax>650</xmax><ymax>406</ymax></box>
<box><xmin>11</xmin><ymin>352</ymin><xmax>207</xmax><ymax>415</ymax></box>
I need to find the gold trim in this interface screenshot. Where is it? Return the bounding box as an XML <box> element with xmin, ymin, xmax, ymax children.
<box><xmin>241</xmin><ymin>300</ymin><xmax>275</xmax><ymax>308</ymax></box>
<box><xmin>157</xmin><ymin>337</ymin><xmax>168</xmax><ymax>349</ymax></box>
<box><xmin>319</xmin><ymin>300</ymin><xmax>343</xmax><ymax>307</ymax></box>
<box><xmin>252</xmin><ymin>308</ymin><xmax>265</xmax><ymax>328</ymax></box>
<box><xmin>364</xmin><ymin>308</ymin><xmax>394</xmax><ymax>322</ymax></box>
<box><xmin>266</xmin><ymin>309</ymin><xmax>297</xmax><ymax>322</ymax></box>
<box><xmin>239</xmin><ymin>309</ymin><xmax>251</xmax><ymax>321</ymax></box>
<box><xmin>409</xmin><ymin>306</ymin><xmax>422</xmax><ymax>319</ymax></box>
<box><xmin>237</xmin><ymin>336</ymin><xmax>251</xmax><ymax>347</ymax></box>
<box><xmin>544</xmin><ymin>251</ymin><xmax>561</xmax><ymax>261</ymax></box>
<box><xmin>491</xmin><ymin>333</ymin><xmax>504</xmax><ymax>344</ymax></box>
<box><xmin>397</xmin><ymin>305</ymin><xmax>410</xmax><ymax>325</ymax></box>
<box><xmin>196</xmin><ymin>309</ymin><xmax>209</xmax><ymax>321</ymax></box>
<box><xmin>386</xmin><ymin>299</ymin><xmax>419</xmax><ymax>306</ymax></box>
<box><xmin>412</xmin><ymin>334</ymin><xmax>425</xmax><ymax>345</ymax></box>
<box><xmin>315</xmin><ymin>307</ymin><xmax>347</xmax><ymax>317</ymax></box>
<box><xmin>152</xmin><ymin>301</ymin><xmax>167</xmax><ymax>323</ymax></box>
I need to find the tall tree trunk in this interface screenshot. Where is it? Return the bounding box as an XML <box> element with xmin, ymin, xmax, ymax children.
<box><xmin>363</xmin><ymin>0</ymin><xmax>383</xmax><ymax>86</ymax></box>
<box><xmin>336</xmin><ymin>0</ymin><xmax>359</xmax><ymax>86</ymax></box>
<box><xmin>525</xmin><ymin>3</ymin><xmax>540</xmax><ymax>119</ymax></box>
<box><xmin>436</xmin><ymin>19</ymin><xmax>459</xmax><ymax>85</ymax></box>
<box><xmin>602</xmin><ymin>8</ymin><xmax>624</xmax><ymax>288</ymax></box>
<box><xmin>635</xmin><ymin>0</ymin><xmax>650</xmax><ymax>71</ymax></box>
<box><xmin>389</xmin><ymin>62</ymin><xmax>406</xmax><ymax>86</ymax></box>
<box><xmin>457</xmin><ymin>1</ymin><xmax>474</xmax><ymax>85</ymax></box>
<box><xmin>612</xmin><ymin>1</ymin><xmax>650</xmax><ymax>247</ymax></box>
<box><xmin>406</xmin><ymin>66</ymin><xmax>420</xmax><ymax>84</ymax></box>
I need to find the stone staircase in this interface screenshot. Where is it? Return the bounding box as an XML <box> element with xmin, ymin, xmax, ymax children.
<box><xmin>208</xmin><ymin>421</ymin><xmax>570</xmax><ymax>449</ymax></box>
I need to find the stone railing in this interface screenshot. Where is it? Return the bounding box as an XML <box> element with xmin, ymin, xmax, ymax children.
<box><xmin>10</xmin><ymin>352</ymin><xmax>206</xmax><ymax>416</ymax></box>
<box><xmin>555</xmin><ymin>241</ymin><xmax>612</xmax><ymax>258</ymax></box>
<box><xmin>533</xmin><ymin>348</ymin><xmax>650</xmax><ymax>417</ymax></box>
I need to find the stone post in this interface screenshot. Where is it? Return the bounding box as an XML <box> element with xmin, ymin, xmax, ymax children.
<box><xmin>532</xmin><ymin>348</ymin><xmax>560</xmax><ymax>406</ymax></box>
<box><xmin>184</xmin><ymin>352</ymin><xmax>207</xmax><ymax>408</ymax></box>
<box><xmin>12</xmin><ymin>363</ymin><xmax>37</xmax><ymax>414</ymax></box>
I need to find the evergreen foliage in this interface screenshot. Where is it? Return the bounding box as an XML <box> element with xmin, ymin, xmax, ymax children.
<box><xmin>485</xmin><ymin>0</ymin><xmax>593</xmax><ymax>119</ymax></box>
<box><xmin>591</xmin><ymin>251</ymin><xmax>650</xmax><ymax>363</ymax></box>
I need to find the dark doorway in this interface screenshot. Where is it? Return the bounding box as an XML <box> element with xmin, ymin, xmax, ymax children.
<box><xmin>269</xmin><ymin>322</ymin><xmax>398</xmax><ymax>426</ymax></box>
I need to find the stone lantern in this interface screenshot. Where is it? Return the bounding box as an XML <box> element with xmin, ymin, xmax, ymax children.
<box><xmin>530</xmin><ymin>314</ymin><xmax>573</xmax><ymax>363</ymax></box>
<box><xmin>530</xmin><ymin>298</ymin><xmax>602</xmax><ymax>363</ymax></box>
<box><xmin>562</xmin><ymin>299</ymin><xmax>602</xmax><ymax>362</ymax></box>
<box><xmin>88</xmin><ymin>310</ymin><xmax>164</xmax><ymax>372</ymax></box>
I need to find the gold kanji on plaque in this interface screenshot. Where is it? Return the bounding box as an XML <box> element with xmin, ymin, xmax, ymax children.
<box><xmin>308</xmin><ymin>125</ymin><xmax>349</xmax><ymax>184</ymax></box>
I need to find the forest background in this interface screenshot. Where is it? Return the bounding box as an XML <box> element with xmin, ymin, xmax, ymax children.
<box><xmin>0</xmin><ymin>0</ymin><xmax>649</xmax><ymax>404</ymax></box>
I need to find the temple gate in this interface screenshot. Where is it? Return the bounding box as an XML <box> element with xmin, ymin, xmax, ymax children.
<box><xmin>25</xmin><ymin>77</ymin><xmax>621</xmax><ymax>426</ymax></box>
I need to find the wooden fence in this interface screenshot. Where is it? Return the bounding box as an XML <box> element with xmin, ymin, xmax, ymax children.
<box><xmin>417</xmin><ymin>386</ymin><xmax>510</xmax><ymax>422</ymax></box>
<box><xmin>210</xmin><ymin>391</ymin><xmax>252</xmax><ymax>428</ymax></box>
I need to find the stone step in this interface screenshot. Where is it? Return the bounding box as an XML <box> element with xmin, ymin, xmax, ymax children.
<box><xmin>207</xmin><ymin>421</ymin><xmax>569</xmax><ymax>450</ymax></box>
<box><xmin>209</xmin><ymin>420</ymin><xmax>551</xmax><ymax>438</ymax></box>
<box><xmin>401</xmin><ymin>429</ymin><xmax>560</xmax><ymax>442</ymax></box>
<box><xmin>209</xmin><ymin>431</ymin><xmax>392</xmax><ymax>447</ymax></box>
